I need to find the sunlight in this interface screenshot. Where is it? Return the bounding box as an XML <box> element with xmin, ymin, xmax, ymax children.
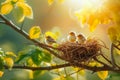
<box><xmin>66</xmin><ymin>0</ymin><xmax>105</xmax><ymax>10</ymax></box>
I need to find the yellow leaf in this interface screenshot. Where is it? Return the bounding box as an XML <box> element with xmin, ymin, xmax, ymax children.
<box><xmin>88</xmin><ymin>14</ymin><xmax>95</xmax><ymax>26</ymax></box>
<box><xmin>58</xmin><ymin>0</ymin><xmax>64</xmax><ymax>3</ymax></box>
<box><xmin>4</xmin><ymin>57</ymin><xmax>14</xmax><ymax>69</ymax></box>
<box><xmin>0</xmin><ymin>2</ymin><xmax>13</xmax><ymax>15</ymax></box>
<box><xmin>17</xmin><ymin>0</ymin><xmax>25</xmax><ymax>2</ymax></box>
<box><xmin>51</xmin><ymin>27</ymin><xmax>61</xmax><ymax>37</ymax></box>
<box><xmin>45</xmin><ymin>31</ymin><xmax>58</xmax><ymax>40</ymax></box>
<box><xmin>74</xmin><ymin>11</ymin><xmax>82</xmax><ymax>21</ymax></box>
<box><xmin>29</xmin><ymin>26</ymin><xmax>41</xmax><ymax>39</ymax></box>
<box><xmin>114</xmin><ymin>48</ymin><xmax>120</xmax><ymax>55</ymax></box>
<box><xmin>97</xmin><ymin>71</ymin><xmax>108</xmax><ymax>80</ymax></box>
<box><xmin>53</xmin><ymin>75</ymin><xmax>65</xmax><ymax>80</ymax></box>
<box><xmin>17</xmin><ymin>2</ymin><xmax>33</xmax><ymax>19</ymax></box>
<box><xmin>12</xmin><ymin>0</ymin><xmax>18</xmax><ymax>2</ymax></box>
<box><xmin>88</xmin><ymin>61</ymin><xmax>97</xmax><ymax>67</ymax></box>
<box><xmin>48</xmin><ymin>0</ymin><xmax>54</xmax><ymax>5</ymax></box>
<box><xmin>108</xmin><ymin>26</ymin><xmax>120</xmax><ymax>43</ymax></box>
<box><xmin>6</xmin><ymin>52</ymin><xmax>17</xmax><ymax>57</ymax></box>
<box><xmin>89</xmin><ymin>19</ymin><xmax>99</xmax><ymax>32</ymax></box>
<box><xmin>0</xmin><ymin>71</ymin><xmax>4</xmax><ymax>77</ymax></box>
<box><xmin>26</xmin><ymin>70</ymin><xmax>33</xmax><ymax>79</ymax></box>
<box><xmin>81</xmin><ymin>16</ymin><xmax>87</xmax><ymax>24</ymax></box>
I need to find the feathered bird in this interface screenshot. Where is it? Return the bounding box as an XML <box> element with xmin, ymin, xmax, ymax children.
<box><xmin>76</xmin><ymin>33</ymin><xmax>86</xmax><ymax>44</ymax></box>
<box><xmin>45</xmin><ymin>36</ymin><xmax>56</xmax><ymax>45</ymax></box>
<box><xmin>67</xmin><ymin>31</ymin><xmax>76</xmax><ymax>42</ymax></box>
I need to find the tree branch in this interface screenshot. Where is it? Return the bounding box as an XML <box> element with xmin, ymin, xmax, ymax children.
<box><xmin>4</xmin><ymin>62</ymin><xmax>120</xmax><ymax>73</ymax></box>
<box><xmin>4</xmin><ymin>63</ymin><xmax>71</xmax><ymax>71</ymax></box>
<box><xmin>0</xmin><ymin>21</ymin><xmax>5</xmax><ymax>24</ymax></box>
<box><xmin>113</xmin><ymin>43</ymin><xmax>120</xmax><ymax>50</ymax></box>
<box><xmin>110</xmin><ymin>43</ymin><xmax>116</xmax><ymax>68</ymax></box>
<box><xmin>73</xmin><ymin>62</ymin><xmax>120</xmax><ymax>73</ymax></box>
<box><xmin>0</xmin><ymin>14</ymin><xmax>63</xmax><ymax>60</ymax></box>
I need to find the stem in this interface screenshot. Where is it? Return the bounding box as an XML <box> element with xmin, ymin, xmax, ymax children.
<box><xmin>113</xmin><ymin>43</ymin><xmax>120</xmax><ymax>50</ymax></box>
<box><xmin>4</xmin><ymin>63</ymin><xmax>71</xmax><ymax>71</ymax></box>
<box><xmin>111</xmin><ymin>43</ymin><xmax>116</xmax><ymax>68</ymax></box>
<box><xmin>0</xmin><ymin>21</ymin><xmax>5</xmax><ymax>24</ymax></box>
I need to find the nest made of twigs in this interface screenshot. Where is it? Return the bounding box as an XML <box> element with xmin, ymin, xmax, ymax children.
<box><xmin>58</xmin><ymin>39</ymin><xmax>104</xmax><ymax>64</ymax></box>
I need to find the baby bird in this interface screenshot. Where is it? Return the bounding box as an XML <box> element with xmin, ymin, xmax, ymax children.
<box><xmin>45</xmin><ymin>36</ymin><xmax>56</xmax><ymax>45</ymax></box>
<box><xmin>76</xmin><ymin>33</ymin><xmax>86</xmax><ymax>44</ymax></box>
<box><xmin>67</xmin><ymin>31</ymin><xmax>76</xmax><ymax>42</ymax></box>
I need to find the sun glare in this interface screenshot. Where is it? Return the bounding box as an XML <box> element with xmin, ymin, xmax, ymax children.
<box><xmin>66</xmin><ymin>0</ymin><xmax>105</xmax><ymax>10</ymax></box>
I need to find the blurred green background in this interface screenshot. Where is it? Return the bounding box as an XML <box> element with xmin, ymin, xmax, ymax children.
<box><xmin>0</xmin><ymin>0</ymin><xmax>120</xmax><ymax>80</ymax></box>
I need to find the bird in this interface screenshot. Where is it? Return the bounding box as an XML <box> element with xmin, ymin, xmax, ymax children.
<box><xmin>76</xmin><ymin>33</ymin><xmax>86</xmax><ymax>44</ymax></box>
<box><xmin>45</xmin><ymin>36</ymin><xmax>56</xmax><ymax>45</ymax></box>
<box><xmin>67</xmin><ymin>31</ymin><xmax>76</xmax><ymax>42</ymax></box>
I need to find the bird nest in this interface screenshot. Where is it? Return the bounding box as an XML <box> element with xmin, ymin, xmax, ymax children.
<box><xmin>58</xmin><ymin>39</ymin><xmax>104</xmax><ymax>64</ymax></box>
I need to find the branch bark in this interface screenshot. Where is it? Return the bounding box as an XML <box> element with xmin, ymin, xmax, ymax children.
<box><xmin>4</xmin><ymin>63</ymin><xmax>71</xmax><ymax>71</ymax></box>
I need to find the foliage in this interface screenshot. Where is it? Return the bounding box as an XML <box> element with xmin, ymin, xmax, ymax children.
<box><xmin>0</xmin><ymin>0</ymin><xmax>33</xmax><ymax>22</ymax></box>
<box><xmin>29</xmin><ymin>26</ymin><xmax>41</xmax><ymax>39</ymax></box>
<box><xmin>0</xmin><ymin>0</ymin><xmax>120</xmax><ymax>80</ymax></box>
<box><xmin>97</xmin><ymin>71</ymin><xmax>108</xmax><ymax>80</ymax></box>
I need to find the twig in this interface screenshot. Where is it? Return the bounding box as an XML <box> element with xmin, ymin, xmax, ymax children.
<box><xmin>113</xmin><ymin>43</ymin><xmax>120</xmax><ymax>50</ymax></box>
<box><xmin>100</xmin><ymin>54</ymin><xmax>112</xmax><ymax>65</ymax></box>
<box><xmin>0</xmin><ymin>21</ymin><xmax>5</xmax><ymax>24</ymax></box>
<box><xmin>101</xmin><ymin>54</ymin><xmax>120</xmax><ymax>69</ymax></box>
<box><xmin>110</xmin><ymin>43</ymin><xmax>116</xmax><ymax>68</ymax></box>
<box><xmin>20</xmin><ymin>18</ymin><xmax>25</xmax><ymax>30</ymax></box>
<box><xmin>67</xmin><ymin>68</ymin><xmax>82</xmax><ymax>76</ymax></box>
<box><xmin>4</xmin><ymin>63</ymin><xmax>71</xmax><ymax>71</ymax></box>
<box><xmin>75</xmin><ymin>63</ymin><xmax>120</xmax><ymax>73</ymax></box>
<box><xmin>94</xmin><ymin>57</ymin><xmax>111</xmax><ymax>67</ymax></box>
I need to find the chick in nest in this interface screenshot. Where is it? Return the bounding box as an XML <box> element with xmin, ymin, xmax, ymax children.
<box><xmin>67</xmin><ymin>31</ymin><xmax>76</xmax><ymax>42</ymax></box>
<box><xmin>76</xmin><ymin>33</ymin><xmax>86</xmax><ymax>44</ymax></box>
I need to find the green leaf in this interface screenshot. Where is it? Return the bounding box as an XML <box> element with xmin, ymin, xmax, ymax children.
<box><xmin>0</xmin><ymin>49</ymin><xmax>5</xmax><ymax>70</ymax></box>
<box><xmin>16</xmin><ymin>52</ymin><xmax>30</xmax><ymax>63</ymax></box>
<box><xmin>0</xmin><ymin>57</ymin><xmax>4</xmax><ymax>70</ymax></box>
<box><xmin>41</xmin><ymin>50</ymin><xmax>52</xmax><ymax>62</ymax></box>
<box><xmin>30</xmin><ymin>49</ymin><xmax>52</xmax><ymax>65</ymax></box>
<box><xmin>33</xmin><ymin>70</ymin><xmax>46</xmax><ymax>78</ymax></box>
<box><xmin>0</xmin><ymin>49</ymin><xmax>5</xmax><ymax>57</ymax></box>
<box><xmin>16</xmin><ymin>45</ymin><xmax>36</xmax><ymax>63</ymax></box>
<box><xmin>30</xmin><ymin>49</ymin><xmax>42</xmax><ymax>65</ymax></box>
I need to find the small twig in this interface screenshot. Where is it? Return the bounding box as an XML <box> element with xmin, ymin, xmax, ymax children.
<box><xmin>100</xmin><ymin>54</ymin><xmax>112</xmax><ymax>65</ymax></box>
<box><xmin>113</xmin><ymin>43</ymin><xmax>120</xmax><ymax>50</ymax></box>
<box><xmin>75</xmin><ymin>62</ymin><xmax>120</xmax><ymax>72</ymax></box>
<box><xmin>101</xmin><ymin>54</ymin><xmax>120</xmax><ymax>69</ymax></box>
<box><xmin>64</xmin><ymin>67</ymin><xmax>68</xmax><ymax>77</ymax></box>
<box><xmin>4</xmin><ymin>63</ymin><xmax>71</xmax><ymax>71</ymax></box>
<box><xmin>94</xmin><ymin>57</ymin><xmax>111</xmax><ymax>67</ymax></box>
<box><xmin>0</xmin><ymin>21</ymin><xmax>5</xmax><ymax>24</ymax></box>
<box><xmin>67</xmin><ymin>68</ymin><xmax>82</xmax><ymax>76</ymax></box>
<box><xmin>20</xmin><ymin>19</ymin><xmax>25</xmax><ymax>30</ymax></box>
<box><xmin>110</xmin><ymin>43</ymin><xmax>116</xmax><ymax>68</ymax></box>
